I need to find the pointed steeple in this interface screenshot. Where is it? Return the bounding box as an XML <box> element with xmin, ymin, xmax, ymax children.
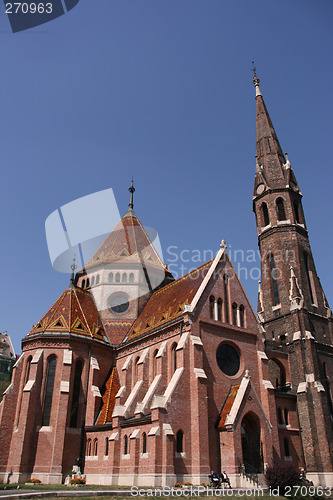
<box><xmin>126</xmin><ymin>178</ymin><xmax>135</xmax><ymax>216</ymax></box>
<box><xmin>253</xmin><ymin>72</ymin><xmax>287</xmax><ymax>191</ymax></box>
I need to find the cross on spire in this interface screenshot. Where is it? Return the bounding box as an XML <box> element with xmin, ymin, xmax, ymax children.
<box><xmin>70</xmin><ymin>255</ymin><xmax>77</xmax><ymax>285</ymax></box>
<box><xmin>128</xmin><ymin>178</ymin><xmax>135</xmax><ymax>209</ymax></box>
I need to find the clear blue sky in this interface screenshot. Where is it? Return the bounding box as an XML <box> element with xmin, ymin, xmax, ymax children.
<box><xmin>1</xmin><ymin>0</ymin><xmax>332</xmax><ymax>354</ymax></box>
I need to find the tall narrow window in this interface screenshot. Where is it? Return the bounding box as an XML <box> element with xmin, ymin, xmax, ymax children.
<box><xmin>223</xmin><ymin>274</ymin><xmax>229</xmax><ymax>323</ymax></box>
<box><xmin>129</xmin><ymin>273</ymin><xmax>134</xmax><ymax>283</ymax></box>
<box><xmin>142</xmin><ymin>432</ymin><xmax>147</xmax><ymax>454</ymax></box>
<box><xmin>209</xmin><ymin>296</ymin><xmax>215</xmax><ymax>320</ymax></box>
<box><xmin>278</xmin><ymin>407</ymin><xmax>283</xmax><ymax>425</ymax></box>
<box><xmin>70</xmin><ymin>359</ymin><xmax>83</xmax><ymax>428</ymax></box>
<box><xmin>124</xmin><ymin>435</ymin><xmax>128</xmax><ymax>455</ymax></box>
<box><xmin>115</xmin><ymin>273</ymin><xmax>120</xmax><ymax>283</ymax></box>
<box><xmin>93</xmin><ymin>438</ymin><xmax>98</xmax><ymax>456</ymax></box>
<box><xmin>152</xmin><ymin>349</ymin><xmax>158</xmax><ymax>378</ymax></box>
<box><xmin>42</xmin><ymin>356</ymin><xmax>57</xmax><ymax>426</ymax></box>
<box><xmin>268</xmin><ymin>254</ymin><xmax>280</xmax><ymax>305</ymax></box>
<box><xmin>232</xmin><ymin>303</ymin><xmax>237</xmax><ymax>325</ymax></box>
<box><xmin>82</xmin><ymin>279</ymin><xmax>86</xmax><ymax>289</ymax></box>
<box><xmin>276</xmin><ymin>198</ymin><xmax>286</xmax><ymax>221</ymax></box>
<box><xmin>176</xmin><ymin>430</ymin><xmax>184</xmax><ymax>453</ymax></box>
<box><xmin>293</xmin><ymin>201</ymin><xmax>300</xmax><ymax>223</ymax></box>
<box><xmin>134</xmin><ymin>356</ymin><xmax>140</xmax><ymax>381</ymax></box>
<box><xmin>86</xmin><ymin>439</ymin><xmax>92</xmax><ymax>456</ymax></box>
<box><xmin>108</xmin><ymin>272</ymin><xmax>113</xmax><ymax>283</ymax></box>
<box><xmin>239</xmin><ymin>305</ymin><xmax>245</xmax><ymax>327</ymax></box>
<box><xmin>25</xmin><ymin>356</ymin><xmax>32</xmax><ymax>383</ymax></box>
<box><xmin>171</xmin><ymin>343</ymin><xmax>177</xmax><ymax>373</ymax></box>
<box><xmin>91</xmin><ymin>276</ymin><xmax>95</xmax><ymax>286</ymax></box>
<box><xmin>122</xmin><ymin>273</ymin><xmax>127</xmax><ymax>283</ymax></box>
<box><xmin>262</xmin><ymin>202</ymin><xmax>270</xmax><ymax>226</ymax></box>
<box><xmin>105</xmin><ymin>437</ymin><xmax>109</xmax><ymax>456</ymax></box>
<box><xmin>96</xmin><ymin>274</ymin><xmax>100</xmax><ymax>285</ymax></box>
<box><xmin>86</xmin><ymin>278</ymin><xmax>90</xmax><ymax>288</ymax></box>
<box><xmin>217</xmin><ymin>298</ymin><xmax>222</xmax><ymax>321</ymax></box>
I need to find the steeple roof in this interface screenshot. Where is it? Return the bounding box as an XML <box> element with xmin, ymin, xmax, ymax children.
<box><xmin>28</xmin><ymin>285</ymin><xmax>109</xmax><ymax>343</ymax></box>
<box><xmin>84</xmin><ymin>209</ymin><xmax>166</xmax><ymax>271</ymax></box>
<box><xmin>253</xmin><ymin>75</ymin><xmax>287</xmax><ymax>191</ymax></box>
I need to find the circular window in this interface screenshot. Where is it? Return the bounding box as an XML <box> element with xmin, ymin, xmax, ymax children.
<box><xmin>216</xmin><ymin>344</ymin><xmax>240</xmax><ymax>376</ymax></box>
<box><xmin>109</xmin><ymin>294</ymin><xmax>129</xmax><ymax>314</ymax></box>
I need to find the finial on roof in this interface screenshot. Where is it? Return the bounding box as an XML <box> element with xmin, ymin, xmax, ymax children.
<box><xmin>70</xmin><ymin>255</ymin><xmax>77</xmax><ymax>287</ymax></box>
<box><xmin>128</xmin><ymin>178</ymin><xmax>135</xmax><ymax>209</ymax></box>
<box><xmin>220</xmin><ymin>239</ymin><xmax>227</xmax><ymax>250</ymax></box>
<box><xmin>284</xmin><ymin>152</ymin><xmax>291</xmax><ymax>169</ymax></box>
<box><xmin>252</xmin><ymin>61</ymin><xmax>262</xmax><ymax>97</ymax></box>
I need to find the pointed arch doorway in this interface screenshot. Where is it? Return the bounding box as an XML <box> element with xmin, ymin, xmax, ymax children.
<box><xmin>241</xmin><ymin>412</ymin><xmax>262</xmax><ymax>473</ymax></box>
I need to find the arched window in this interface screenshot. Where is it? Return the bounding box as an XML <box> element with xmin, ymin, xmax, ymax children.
<box><xmin>284</xmin><ymin>438</ymin><xmax>290</xmax><ymax>457</ymax></box>
<box><xmin>223</xmin><ymin>274</ymin><xmax>229</xmax><ymax>323</ymax></box>
<box><xmin>96</xmin><ymin>274</ymin><xmax>100</xmax><ymax>285</ymax></box>
<box><xmin>153</xmin><ymin>349</ymin><xmax>158</xmax><ymax>378</ymax></box>
<box><xmin>86</xmin><ymin>278</ymin><xmax>90</xmax><ymax>288</ymax></box>
<box><xmin>142</xmin><ymin>432</ymin><xmax>147</xmax><ymax>454</ymax></box>
<box><xmin>129</xmin><ymin>273</ymin><xmax>134</xmax><ymax>283</ymax></box>
<box><xmin>239</xmin><ymin>305</ymin><xmax>245</xmax><ymax>327</ymax></box>
<box><xmin>108</xmin><ymin>272</ymin><xmax>113</xmax><ymax>283</ymax></box>
<box><xmin>93</xmin><ymin>438</ymin><xmax>98</xmax><ymax>456</ymax></box>
<box><xmin>176</xmin><ymin>430</ymin><xmax>184</xmax><ymax>453</ymax></box>
<box><xmin>86</xmin><ymin>438</ymin><xmax>92</xmax><ymax>456</ymax></box>
<box><xmin>262</xmin><ymin>202</ymin><xmax>270</xmax><ymax>226</ymax></box>
<box><xmin>276</xmin><ymin>197</ymin><xmax>286</xmax><ymax>221</ymax></box>
<box><xmin>42</xmin><ymin>356</ymin><xmax>57</xmax><ymax>426</ymax></box>
<box><xmin>115</xmin><ymin>272</ymin><xmax>120</xmax><ymax>283</ymax></box>
<box><xmin>124</xmin><ymin>435</ymin><xmax>129</xmax><ymax>455</ymax></box>
<box><xmin>91</xmin><ymin>276</ymin><xmax>95</xmax><ymax>286</ymax></box>
<box><xmin>122</xmin><ymin>273</ymin><xmax>127</xmax><ymax>283</ymax></box>
<box><xmin>268</xmin><ymin>254</ymin><xmax>280</xmax><ymax>305</ymax></box>
<box><xmin>171</xmin><ymin>343</ymin><xmax>177</xmax><ymax>373</ymax></box>
<box><xmin>284</xmin><ymin>409</ymin><xmax>289</xmax><ymax>425</ymax></box>
<box><xmin>277</xmin><ymin>407</ymin><xmax>283</xmax><ymax>425</ymax></box>
<box><xmin>268</xmin><ymin>359</ymin><xmax>286</xmax><ymax>388</ymax></box>
<box><xmin>209</xmin><ymin>296</ymin><xmax>215</xmax><ymax>320</ymax></box>
<box><xmin>70</xmin><ymin>359</ymin><xmax>83</xmax><ymax>428</ymax></box>
<box><xmin>293</xmin><ymin>201</ymin><xmax>300</xmax><ymax>223</ymax></box>
<box><xmin>25</xmin><ymin>356</ymin><xmax>32</xmax><ymax>383</ymax></box>
<box><xmin>232</xmin><ymin>303</ymin><xmax>237</xmax><ymax>326</ymax></box>
<box><xmin>105</xmin><ymin>437</ymin><xmax>109</xmax><ymax>456</ymax></box>
<box><xmin>217</xmin><ymin>298</ymin><xmax>222</xmax><ymax>321</ymax></box>
<box><xmin>82</xmin><ymin>279</ymin><xmax>86</xmax><ymax>289</ymax></box>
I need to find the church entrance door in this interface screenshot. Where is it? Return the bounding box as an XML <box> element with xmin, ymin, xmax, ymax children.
<box><xmin>241</xmin><ymin>412</ymin><xmax>262</xmax><ymax>473</ymax></box>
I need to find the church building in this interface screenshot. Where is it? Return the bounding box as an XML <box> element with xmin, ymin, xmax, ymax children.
<box><xmin>0</xmin><ymin>76</ymin><xmax>332</xmax><ymax>487</ymax></box>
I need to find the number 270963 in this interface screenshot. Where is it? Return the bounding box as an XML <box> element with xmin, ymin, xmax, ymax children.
<box><xmin>5</xmin><ymin>3</ymin><xmax>53</xmax><ymax>14</ymax></box>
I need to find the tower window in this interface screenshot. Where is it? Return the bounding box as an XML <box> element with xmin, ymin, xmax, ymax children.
<box><xmin>91</xmin><ymin>276</ymin><xmax>95</xmax><ymax>286</ymax></box>
<box><xmin>108</xmin><ymin>273</ymin><xmax>113</xmax><ymax>283</ymax></box>
<box><xmin>122</xmin><ymin>273</ymin><xmax>127</xmax><ymax>283</ymax></box>
<box><xmin>105</xmin><ymin>437</ymin><xmax>109</xmax><ymax>456</ymax></box>
<box><xmin>171</xmin><ymin>343</ymin><xmax>177</xmax><ymax>374</ymax></box>
<box><xmin>293</xmin><ymin>201</ymin><xmax>300</xmax><ymax>223</ymax></box>
<box><xmin>86</xmin><ymin>439</ymin><xmax>92</xmax><ymax>456</ymax></box>
<box><xmin>284</xmin><ymin>438</ymin><xmax>290</xmax><ymax>458</ymax></box>
<box><xmin>284</xmin><ymin>409</ymin><xmax>289</xmax><ymax>425</ymax></box>
<box><xmin>268</xmin><ymin>254</ymin><xmax>280</xmax><ymax>305</ymax></box>
<box><xmin>115</xmin><ymin>273</ymin><xmax>120</xmax><ymax>283</ymax></box>
<box><xmin>276</xmin><ymin>197</ymin><xmax>287</xmax><ymax>221</ymax></box>
<box><xmin>82</xmin><ymin>279</ymin><xmax>86</xmax><ymax>289</ymax></box>
<box><xmin>96</xmin><ymin>274</ymin><xmax>100</xmax><ymax>285</ymax></box>
<box><xmin>262</xmin><ymin>202</ymin><xmax>270</xmax><ymax>226</ymax></box>
<box><xmin>86</xmin><ymin>278</ymin><xmax>90</xmax><ymax>288</ymax></box>
<box><xmin>42</xmin><ymin>356</ymin><xmax>57</xmax><ymax>426</ymax></box>
<box><xmin>129</xmin><ymin>273</ymin><xmax>134</xmax><ymax>283</ymax></box>
<box><xmin>303</xmin><ymin>252</ymin><xmax>316</xmax><ymax>305</ymax></box>
<box><xmin>93</xmin><ymin>438</ymin><xmax>98</xmax><ymax>456</ymax></box>
<box><xmin>152</xmin><ymin>349</ymin><xmax>158</xmax><ymax>379</ymax></box>
<box><xmin>278</xmin><ymin>407</ymin><xmax>283</xmax><ymax>425</ymax></box>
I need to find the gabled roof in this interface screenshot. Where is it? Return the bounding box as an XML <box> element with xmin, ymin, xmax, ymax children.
<box><xmin>96</xmin><ymin>367</ymin><xmax>120</xmax><ymax>425</ymax></box>
<box><xmin>28</xmin><ymin>286</ymin><xmax>109</xmax><ymax>343</ymax></box>
<box><xmin>125</xmin><ymin>260</ymin><xmax>213</xmax><ymax>342</ymax></box>
<box><xmin>218</xmin><ymin>385</ymin><xmax>240</xmax><ymax>430</ymax></box>
<box><xmin>84</xmin><ymin>209</ymin><xmax>166</xmax><ymax>271</ymax></box>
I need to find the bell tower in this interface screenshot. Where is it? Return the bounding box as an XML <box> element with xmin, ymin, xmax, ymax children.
<box><xmin>252</xmin><ymin>71</ymin><xmax>333</xmax><ymax>475</ymax></box>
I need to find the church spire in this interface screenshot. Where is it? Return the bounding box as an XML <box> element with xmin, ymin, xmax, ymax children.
<box><xmin>253</xmin><ymin>72</ymin><xmax>287</xmax><ymax>191</ymax></box>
